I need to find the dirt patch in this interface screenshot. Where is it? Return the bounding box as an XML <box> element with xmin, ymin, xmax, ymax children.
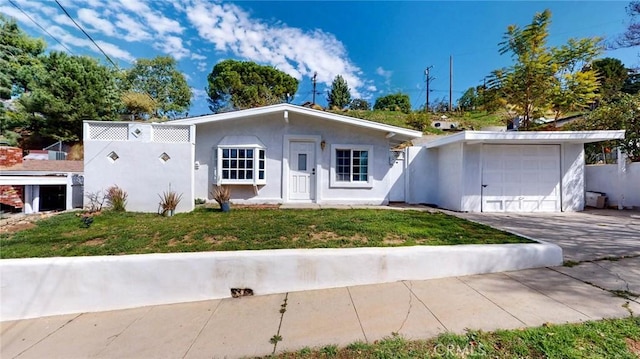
<box><xmin>0</xmin><ymin>222</ymin><xmax>36</xmax><ymax>234</ymax></box>
<box><xmin>308</xmin><ymin>231</ymin><xmax>369</xmax><ymax>244</ymax></box>
<box><xmin>383</xmin><ymin>234</ymin><xmax>407</xmax><ymax>245</ymax></box>
<box><xmin>626</xmin><ymin>338</ymin><xmax>640</xmax><ymax>357</ymax></box>
<box><xmin>309</xmin><ymin>231</ymin><xmax>340</xmax><ymax>242</ymax></box>
<box><xmin>0</xmin><ymin>211</ymin><xmax>59</xmax><ymax>235</ymax></box>
<box><xmin>203</xmin><ymin>235</ymin><xmax>238</xmax><ymax>245</ymax></box>
<box><xmin>83</xmin><ymin>238</ymin><xmax>105</xmax><ymax>247</ymax></box>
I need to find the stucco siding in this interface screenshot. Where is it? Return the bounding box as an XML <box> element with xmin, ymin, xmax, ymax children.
<box><xmin>405</xmin><ymin>146</ymin><xmax>438</xmax><ymax>205</ymax></box>
<box><xmin>193</xmin><ymin>112</ymin><xmax>396</xmax><ymax>204</ymax></box>
<box><xmin>84</xmin><ymin>123</ymin><xmax>195</xmax><ymax>213</ymax></box>
<box><xmin>461</xmin><ymin>143</ymin><xmax>482</xmax><ymax>212</ymax></box>
<box><xmin>436</xmin><ymin>143</ymin><xmax>463</xmax><ymax>211</ymax></box>
<box><xmin>586</xmin><ymin>162</ymin><xmax>640</xmax><ymax>208</ymax></box>
<box><xmin>561</xmin><ymin>143</ymin><xmax>585</xmax><ymax>211</ymax></box>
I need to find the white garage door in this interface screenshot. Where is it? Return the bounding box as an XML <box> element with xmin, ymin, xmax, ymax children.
<box><xmin>482</xmin><ymin>144</ymin><xmax>561</xmax><ymax>212</ymax></box>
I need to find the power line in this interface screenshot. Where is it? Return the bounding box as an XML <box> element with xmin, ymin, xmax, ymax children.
<box><xmin>53</xmin><ymin>0</ymin><xmax>119</xmax><ymax>69</ymax></box>
<box><xmin>7</xmin><ymin>0</ymin><xmax>74</xmax><ymax>54</ymax></box>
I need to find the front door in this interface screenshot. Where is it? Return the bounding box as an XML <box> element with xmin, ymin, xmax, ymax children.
<box><xmin>289</xmin><ymin>141</ymin><xmax>315</xmax><ymax>201</ymax></box>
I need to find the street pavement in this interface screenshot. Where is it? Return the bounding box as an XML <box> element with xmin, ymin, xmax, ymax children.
<box><xmin>2</xmin><ymin>209</ymin><xmax>639</xmax><ymax>358</ymax></box>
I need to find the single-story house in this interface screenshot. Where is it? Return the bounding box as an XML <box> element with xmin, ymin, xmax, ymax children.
<box><xmin>0</xmin><ymin>146</ymin><xmax>84</xmax><ymax>213</ymax></box>
<box><xmin>82</xmin><ymin>104</ymin><xmax>624</xmax><ymax>213</ymax></box>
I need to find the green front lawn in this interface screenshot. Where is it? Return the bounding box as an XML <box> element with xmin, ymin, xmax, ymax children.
<box><xmin>274</xmin><ymin>317</ymin><xmax>640</xmax><ymax>358</ymax></box>
<box><xmin>0</xmin><ymin>208</ymin><xmax>530</xmax><ymax>259</ymax></box>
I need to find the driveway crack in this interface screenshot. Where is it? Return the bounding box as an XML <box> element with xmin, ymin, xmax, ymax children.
<box><xmin>13</xmin><ymin>313</ymin><xmax>82</xmax><ymax>358</ymax></box>
<box><xmin>346</xmin><ymin>287</ymin><xmax>368</xmax><ymax>343</ymax></box>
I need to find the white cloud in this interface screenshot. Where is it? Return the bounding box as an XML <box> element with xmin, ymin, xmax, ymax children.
<box><xmin>191</xmin><ymin>87</ymin><xmax>208</xmax><ymax>101</ymax></box>
<box><xmin>77</xmin><ymin>8</ymin><xmax>117</xmax><ymax>36</ymax></box>
<box><xmin>183</xmin><ymin>1</ymin><xmax>366</xmax><ymax>96</ymax></box>
<box><xmin>154</xmin><ymin>35</ymin><xmax>190</xmax><ymax>60</ymax></box>
<box><xmin>95</xmin><ymin>40</ymin><xmax>135</xmax><ymax>63</ymax></box>
<box><xmin>191</xmin><ymin>53</ymin><xmax>206</xmax><ymax>61</ymax></box>
<box><xmin>376</xmin><ymin>67</ymin><xmax>392</xmax><ymax>78</ymax></box>
<box><xmin>114</xmin><ymin>13</ymin><xmax>152</xmax><ymax>42</ymax></box>
<box><xmin>197</xmin><ymin>62</ymin><xmax>208</xmax><ymax>72</ymax></box>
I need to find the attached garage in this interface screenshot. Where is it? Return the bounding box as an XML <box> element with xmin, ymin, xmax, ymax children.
<box><xmin>481</xmin><ymin>144</ymin><xmax>560</xmax><ymax>212</ymax></box>
<box><xmin>419</xmin><ymin>130</ymin><xmax>625</xmax><ymax>213</ymax></box>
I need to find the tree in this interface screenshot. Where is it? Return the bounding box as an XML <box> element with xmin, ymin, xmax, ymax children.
<box><xmin>568</xmin><ymin>94</ymin><xmax>640</xmax><ymax>162</ymax></box>
<box><xmin>326</xmin><ymin>75</ymin><xmax>351</xmax><ymax>109</ymax></box>
<box><xmin>373</xmin><ymin>93</ymin><xmax>411</xmax><ymax>113</ymax></box>
<box><xmin>614</xmin><ymin>1</ymin><xmax>640</xmax><ymax>48</ymax></box>
<box><xmin>349</xmin><ymin>98</ymin><xmax>370</xmax><ymax>110</ymax></box>
<box><xmin>206</xmin><ymin>59</ymin><xmax>299</xmax><ymax>113</ymax></box>
<box><xmin>17</xmin><ymin>52</ymin><xmax>121</xmax><ymax>143</ymax></box>
<box><xmin>592</xmin><ymin>58</ymin><xmax>628</xmax><ymax>102</ymax></box>
<box><xmin>490</xmin><ymin>10</ymin><xmax>601</xmax><ymax>129</ymax></box>
<box><xmin>623</xmin><ymin>68</ymin><xmax>640</xmax><ymax>94</ymax></box>
<box><xmin>458</xmin><ymin>87</ymin><xmax>478</xmax><ymax>111</ymax></box>
<box><xmin>549</xmin><ymin>38</ymin><xmax>601</xmax><ymax>120</ymax></box>
<box><xmin>121</xmin><ymin>91</ymin><xmax>157</xmax><ymax>121</ymax></box>
<box><xmin>0</xmin><ymin>14</ymin><xmax>46</xmax><ymax>99</ymax></box>
<box><xmin>123</xmin><ymin>56</ymin><xmax>191</xmax><ymax>119</ymax></box>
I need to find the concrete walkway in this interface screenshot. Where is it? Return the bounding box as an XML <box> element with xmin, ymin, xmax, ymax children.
<box><xmin>2</xmin><ymin>209</ymin><xmax>640</xmax><ymax>358</ymax></box>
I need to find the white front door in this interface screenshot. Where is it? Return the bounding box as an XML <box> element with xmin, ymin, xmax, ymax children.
<box><xmin>482</xmin><ymin>144</ymin><xmax>561</xmax><ymax>212</ymax></box>
<box><xmin>289</xmin><ymin>141</ymin><xmax>315</xmax><ymax>201</ymax></box>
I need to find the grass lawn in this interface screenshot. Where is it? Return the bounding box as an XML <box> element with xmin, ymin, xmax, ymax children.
<box><xmin>273</xmin><ymin>317</ymin><xmax>640</xmax><ymax>358</ymax></box>
<box><xmin>0</xmin><ymin>208</ymin><xmax>529</xmax><ymax>258</ymax></box>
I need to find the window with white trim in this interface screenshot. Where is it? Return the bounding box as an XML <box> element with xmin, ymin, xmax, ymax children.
<box><xmin>216</xmin><ymin>136</ymin><xmax>266</xmax><ymax>185</ymax></box>
<box><xmin>330</xmin><ymin>144</ymin><xmax>373</xmax><ymax>188</ymax></box>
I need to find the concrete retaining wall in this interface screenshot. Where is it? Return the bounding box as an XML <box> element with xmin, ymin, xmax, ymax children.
<box><xmin>0</xmin><ymin>242</ymin><xmax>562</xmax><ymax>321</ymax></box>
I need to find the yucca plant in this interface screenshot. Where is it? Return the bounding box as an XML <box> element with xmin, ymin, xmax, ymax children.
<box><xmin>106</xmin><ymin>185</ymin><xmax>127</xmax><ymax>212</ymax></box>
<box><xmin>211</xmin><ymin>185</ymin><xmax>231</xmax><ymax>212</ymax></box>
<box><xmin>158</xmin><ymin>190</ymin><xmax>183</xmax><ymax>216</ymax></box>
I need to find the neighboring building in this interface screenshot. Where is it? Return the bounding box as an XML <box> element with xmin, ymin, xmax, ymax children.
<box><xmin>0</xmin><ymin>146</ymin><xmax>83</xmax><ymax>213</ymax></box>
<box><xmin>83</xmin><ymin>104</ymin><xmax>624</xmax><ymax>214</ymax></box>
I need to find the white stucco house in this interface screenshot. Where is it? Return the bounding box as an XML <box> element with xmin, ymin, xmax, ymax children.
<box><xmin>83</xmin><ymin>104</ymin><xmax>624</xmax><ymax>213</ymax></box>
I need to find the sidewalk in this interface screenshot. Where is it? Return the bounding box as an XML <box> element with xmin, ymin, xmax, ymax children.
<box><xmin>3</xmin><ymin>263</ymin><xmax>639</xmax><ymax>359</ymax></box>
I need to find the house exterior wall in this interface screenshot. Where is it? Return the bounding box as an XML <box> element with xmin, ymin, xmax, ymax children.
<box><xmin>193</xmin><ymin>112</ymin><xmax>397</xmax><ymax>205</ymax></box>
<box><xmin>586</xmin><ymin>162</ymin><xmax>640</xmax><ymax>208</ymax></box>
<box><xmin>461</xmin><ymin>143</ymin><xmax>482</xmax><ymax>212</ymax></box>
<box><xmin>83</xmin><ymin>122</ymin><xmax>195</xmax><ymax>213</ymax></box>
<box><xmin>436</xmin><ymin>143</ymin><xmax>464</xmax><ymax>211</ymax></box>
<box><xmin>405</xmin><ymin>146</ymin><xmax>438</xmax><ymax>205</ymax></box>
<box><xmin>561</xmin><ymin>143</ymin><xmax>585</xmax><ymax>211</ymax></box>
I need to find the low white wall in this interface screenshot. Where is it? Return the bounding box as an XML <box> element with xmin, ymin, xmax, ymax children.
<box><xmin>1</xmin><ymin>242</ymin><xmax>562</xmax><ymax>321</ymax></box>
<box><xmin>586</xmin><ymin>162</ymin><xmax>640</xmax><ymax>208</ymax></box>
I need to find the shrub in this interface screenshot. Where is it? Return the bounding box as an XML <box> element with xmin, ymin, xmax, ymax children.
<box><xmin>158</xmin><ymin>190</ymin><xmax>182</xmax><ymax>214</ymax></box>
<box><xmin>106</xmin><ymin>185</ymin><xmax>127</xmax><ymax>212</ymax></box>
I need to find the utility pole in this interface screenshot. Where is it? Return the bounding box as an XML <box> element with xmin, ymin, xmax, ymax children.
<box><xmin>425</xmin><ymin>66</ymin><xmax>434</xmax><ymax>112</ymax></box>
<box><xmin>449</xmin><ymin>56</ymin><xmax>453</xmax><ymax>112</ymax></box>
<box><xmin>312</xmin><ymin>72</ymin><xmax>318</xmax><ymax>105</ymax></box>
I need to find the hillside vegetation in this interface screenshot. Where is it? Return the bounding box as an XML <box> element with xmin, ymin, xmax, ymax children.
<box><xmin>328</xmin><ymin>109</ymin><xmax>506</xmax><ymax>134</ymax></box>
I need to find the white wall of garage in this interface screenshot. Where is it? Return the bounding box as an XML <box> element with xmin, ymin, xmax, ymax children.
<box><xmin>586</xmin><ymin>162</ymin><xmax>640</xmax><ymax>208</ymax></box>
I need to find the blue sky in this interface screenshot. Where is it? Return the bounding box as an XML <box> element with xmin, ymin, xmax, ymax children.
<box><xmin>2</xmin><ymin>0</ymin><xmax>638</xmax><ymax>116</ymax></box>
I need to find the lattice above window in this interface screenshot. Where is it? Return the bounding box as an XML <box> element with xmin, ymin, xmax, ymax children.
<box><xmin>89</xmin><ymin>123</ymin><xmax>129</xmax><ymax>141</ymax></box>
<box><xmin>153</xmin><ymin>126</ymin><xmax>190</xmax><ymax>143</ymax></box>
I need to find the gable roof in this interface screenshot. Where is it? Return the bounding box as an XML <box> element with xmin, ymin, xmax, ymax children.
<box><xmin>423</xmin><ymin>130</ymin><xmax>626</xmax><ymax>148</ymax></box>
<box><xmin>171</xmin><ymin>104</ymin><xmax>423</xmax><ymax>140</ymax></box>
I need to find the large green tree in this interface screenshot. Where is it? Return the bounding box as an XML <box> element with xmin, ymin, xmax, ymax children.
<box><xmin>206</xmin><ymin>59</ymin><xmax>299</xmax><ymax>113</ymax></box>
<box><xmin>568</xmin><ymin>94</ymin><xmax>640</xmax><ymax>162</ymax></box>
<box><xmin>17</xmin><ymin>52</ymin><xmax>121</xmax><ymax>143</ymax></box>
<box><xmin>0</xmin><ymin>14</ymin><xmax>46</xmax><ymax>99</ymax></box>
<box><xmin>373</xmin><ymin>93</ymin><xmax>411</xmax><ymax>113</ymax></box>
<box><xmin>326</xmin><ymin>75</ymin><xmax>351</xmax><ymax>109</ymax></box>
<box><xmin>458</xmin><ymin>87</ymin><xmax>478</xmax><ymax>111</ymax></box>
<box><xmin>123</xmin><ymin>56</ymin><xmax>191</xmax><ymax>119</ymax></box>
<box><xmin>490</xmin><ymin>10</ymin><xmax>601</xmax><ymax>129</ymax></box>
<box><xmin>592</xmin><ymin>58</ymin><xmax>628</xmax><ymax>102</ymax></box>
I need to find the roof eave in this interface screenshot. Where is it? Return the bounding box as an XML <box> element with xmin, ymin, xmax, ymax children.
<box><xmin>424</xmin><ymin>130</ymin><xmax>626</xmax><ymax>148</ymax></box>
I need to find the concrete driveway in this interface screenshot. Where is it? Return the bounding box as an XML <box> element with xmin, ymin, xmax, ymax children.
<box><xmin>451</xmin><ymin>208</ymin><xmax>640</xmax><ymax>306</ymax></box>
<box><xmin>451</xmin><ymin>208</ymin><xmax>640</xmax><ymax>262</ymax></box>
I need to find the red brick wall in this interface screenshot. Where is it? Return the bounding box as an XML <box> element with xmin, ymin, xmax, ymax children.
<box><xmin>0</xmin><ymin>146</ymin><xmax>23</xmax><ymax>167</ymax></box>
<box><xmin>0</xmin><ymin>185</ymin><xmax>24</xmax><ymax>208</ymax></box>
